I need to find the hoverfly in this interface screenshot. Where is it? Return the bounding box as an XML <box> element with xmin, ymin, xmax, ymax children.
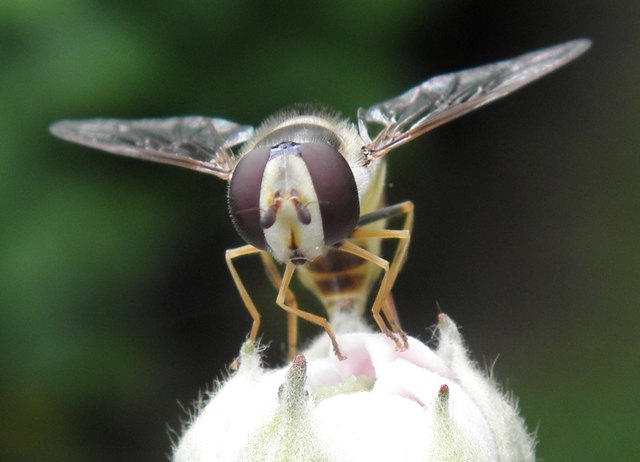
<box><xmin>50</xmin><ymin>39</ymin><xmax>590</xmax><ymax>360</ymax></box>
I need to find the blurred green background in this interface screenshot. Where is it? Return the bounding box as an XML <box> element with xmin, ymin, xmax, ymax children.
<box><xmin>1</xmin><ymin>0</ymin><xmax>638</xmax><ymax>460</ymax></box>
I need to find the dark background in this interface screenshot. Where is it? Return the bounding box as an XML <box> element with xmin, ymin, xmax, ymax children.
<box><xmin>1</xmin><ymin>1</ymin><xmax>638</xmax><ymax>460</ymax></box>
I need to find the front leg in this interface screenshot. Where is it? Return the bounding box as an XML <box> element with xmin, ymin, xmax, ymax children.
<box><xmin>276</xmin><ymin>262</ymin><xmax>346</xmax><ymax>360</ymax></box>
<box><xmin>258</xmin><ymin>252</ymin><xmax>299</xmax><ymax>360</ymax></box>
<box><xmin>348</xmin><ymin>200</ymin><xmax>414</xmax><ymax>349</ymax></box>
<box><xmin>225</xmin><ymin>245</ymin><xmax>265</xmax><ymax>344</ymax></box>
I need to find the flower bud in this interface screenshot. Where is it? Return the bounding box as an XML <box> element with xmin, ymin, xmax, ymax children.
<box><xmin>173</xmin><ymin>313</ymin><xmax>535</xmax><ymax>461</ymax></box>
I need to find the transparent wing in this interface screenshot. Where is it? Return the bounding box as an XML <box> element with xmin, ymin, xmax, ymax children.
<box><xmin>359</xmin><ymin>39</ymin><xmax>591</xmax><ymax>158</ymax></box>
<box><xmin>50</xmin><ymin>116</ymin><xmax>256</xmax><ymax>180</ymax></box>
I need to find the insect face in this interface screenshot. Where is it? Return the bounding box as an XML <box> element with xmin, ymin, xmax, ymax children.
<box><xmin>229</xmin><ymin>141</ymin><xmax>359</xmax><ymax>264</ymax></box>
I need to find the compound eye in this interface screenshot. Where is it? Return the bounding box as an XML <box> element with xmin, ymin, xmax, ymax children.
<box><xmin>228</xmin><ymin>146</ymin><xmax>271</xmax><ymax>250</ymax></box>
<box><xmin>299</xmin><ymin>143</ymin><xmax>359</xmax><ymax>246</ymax></box>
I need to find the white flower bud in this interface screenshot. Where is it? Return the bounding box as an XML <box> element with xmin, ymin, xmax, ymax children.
<box><xmin>173</xmin><ymin>314</ymin><xmax>535</xmax><ymax>462</ymax></box>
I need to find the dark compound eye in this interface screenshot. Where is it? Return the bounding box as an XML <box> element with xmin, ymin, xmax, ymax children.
<box><xmin>299</xmin><ymin>143</ymin><xmax>359</xmax><ymax>246</ymax></box>
<box><xmin>228</xmin><ymin>145</ymin><xmax>271</xmax><ymax>250</ymax></box>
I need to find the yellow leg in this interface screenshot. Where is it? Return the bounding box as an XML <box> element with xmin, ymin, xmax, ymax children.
<box><xmin>382</xmin><ymin>294</ymin><xmax>407</xmax><ymax>348</ymax></box>
<box><xmin>225</xmin><ymin>245</ymin><xmax>265</xmax><ymax>343</ymax></box>
<box><xmin>259</xmin><ymin>252</ymin><xmax>299</xmax><ymax>360</ymax></box>
<box><xmin>348</xmin><ymin>201</ymin><xmax>414</xmax><ymax>350</ymax></box>
<box><xmin>276</xmin><ymin>263</ymin><xmax>346</xmax><ymax>360</ymax></box>
<box><xmin>338</xmin><ymin>240</ymin><xmax>396</xmax><ymax>343</ymax></box>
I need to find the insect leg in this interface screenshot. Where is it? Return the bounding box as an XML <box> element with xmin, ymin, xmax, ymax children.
<box><xmin>348</xmin><ymin>200</ymin><xmax>414</xmax><ymax>350</ymax></box>
<box><xmin>276</xmin><ymin>262</ymin><xmax>346</xmax><ymax>360</ymax></box>
<box><xmin>258</xmin><ymin>252</ymin><xmax>299</xmax><ymax>360</ymax></box>
<box><xmin>225</xmin><ymin>244</ymin><xmax>266</xmax><ymax>344</ymax></box>
<box><xmin>382</xmin><ymin>293</ymin><xmax>405</xmax><ymax>348</ymax></box>
<box><xmin>357</xmin><ymin>201</ymin><xmax>413</xmax><ymax>227</ymax></box>
<box><xmin>356</xmin><ymin>200</ymin><xmax>414</xmax><ymax>281</ymax></box>
<box><xmin>338</xmin><ymin>240</ymin><xmax>398</xmax><ymax>345</ymax></box>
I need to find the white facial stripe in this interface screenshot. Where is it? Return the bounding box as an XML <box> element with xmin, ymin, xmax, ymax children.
<box><xmin>259</xmin><ymin>152</ymin><xmax>325</xmax><ymax>263</ymax></box>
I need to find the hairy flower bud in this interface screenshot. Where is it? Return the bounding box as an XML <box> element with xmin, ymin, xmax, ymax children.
<box><xmin>173</xmin><ymin>314</ymin><xmax>535</xmax><ymax>461</ymax></box>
